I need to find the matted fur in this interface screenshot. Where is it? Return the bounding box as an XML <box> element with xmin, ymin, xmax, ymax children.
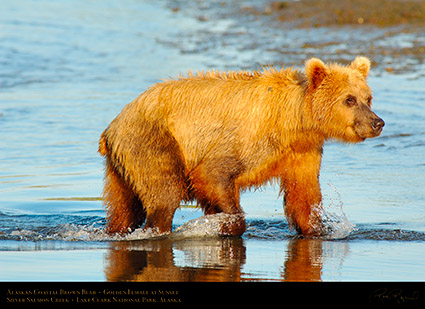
<box><xmin>99</xmin><ymin>57</ymin><xmax>383</xmax><ymax>236</ymax></box>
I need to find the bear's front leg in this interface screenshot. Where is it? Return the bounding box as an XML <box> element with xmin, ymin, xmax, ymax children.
<box><xmin>281</xmin><ymin>149</ymin><xmax>323</xmax><ymax>236</ymax></box>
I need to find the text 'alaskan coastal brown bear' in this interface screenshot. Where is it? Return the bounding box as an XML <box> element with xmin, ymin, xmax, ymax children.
<box><xmin>99</xmin><ymin>56</ymin><xmax>384</xmax><ymax>237</ymax></box>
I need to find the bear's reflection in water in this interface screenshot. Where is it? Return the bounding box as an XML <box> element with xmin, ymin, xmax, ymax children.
<box><xmin>104</xmin><ymin>238</ymin><xmax>330</xmax><ymax>282</ymax></box>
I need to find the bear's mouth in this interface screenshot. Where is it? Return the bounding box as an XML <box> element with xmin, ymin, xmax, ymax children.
<box><xmin>353</xmin><ymin>124</ymin><xmax>382</xmax><ymax>140</ymax></box>
<box><xmin>345</xmin><ymin>125</ymin><xmax>366</xmax><ymax>142</ymax></box>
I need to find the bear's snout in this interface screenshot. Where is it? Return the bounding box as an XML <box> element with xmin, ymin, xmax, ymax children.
<box><xmin>371</xmin><ymin>117</ymin><xmax>385</xmax><ymax>135</ymax></box>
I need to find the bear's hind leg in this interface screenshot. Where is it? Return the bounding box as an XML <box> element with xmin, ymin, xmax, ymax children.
<box><xmin>135</xmin><ymin>128</ymin><xmax>189</xmax><ymax>235</ymax></box>
<box><xmin>190</xmin><ymin>159</ymin><xmax>246</xmax><ymax>236</ymax></box>
<box><xmin>103</xmin><ymin>160</ymin><xmax>146</xmax><ymax>234</ymax></box>
<box><xmin>143</xmin><ymin>204</ymin><xmax>179</xmax><ymax>235</ymax></box>
<box><xmin>142</xmin><ymin>177</ymin><xmax>185</xmax><ymax>235</ymax></box>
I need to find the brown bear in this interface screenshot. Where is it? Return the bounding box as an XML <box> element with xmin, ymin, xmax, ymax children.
<box><xmin>99</xmin><ymin>56</ymin><xmax>384</xmax><ymax>237</ymax></box>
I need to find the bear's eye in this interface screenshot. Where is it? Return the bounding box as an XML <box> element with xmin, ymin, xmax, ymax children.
<box><xmin>345</xmin><ymin>95</ymin><xmax>357</xmax><ymax>107</ymax></box>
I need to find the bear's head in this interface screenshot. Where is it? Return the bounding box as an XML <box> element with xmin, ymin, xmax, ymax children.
<box><xmin>305</xmin><ymin>56</ymin><xmax>384</xmax><ymax>143</ymax></box>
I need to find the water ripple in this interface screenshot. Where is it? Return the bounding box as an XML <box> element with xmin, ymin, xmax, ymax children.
<box><xmin>2</xmin><ymin>212</ymin><xmax>424</xmax><ymax>243</ymax></box>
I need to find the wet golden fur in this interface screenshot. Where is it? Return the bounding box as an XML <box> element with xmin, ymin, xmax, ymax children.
<box><xmin>99</xmin><ymin>56</ymin><xmax>383</xmax><ymax>236</ymax></box>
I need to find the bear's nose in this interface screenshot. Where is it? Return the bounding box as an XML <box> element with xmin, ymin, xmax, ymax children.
<box><xmin>372</xmin><ymin>118</ymin><xmax>385</xmax><ymax>132</ymax></box>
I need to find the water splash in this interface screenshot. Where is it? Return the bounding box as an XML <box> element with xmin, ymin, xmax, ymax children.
<box><xmin>101</xmin><ymin>213</ymin><xmax>247</xmax><ymax>241</ymax></box>
<box><xmin>311</xmin><ymin>183</ymin><xmax>356</xmax><ymax>240</ymax></box>
<box><xmin>111</xmin><ymin>227</ymin><xmax>169</xmax><ymax>241</ymax></box>
<box><xmin>319</xmin><ymin>205</ymin><xmax>355</xmax><ymax>240</ymax></box>
<box><xmin>2</xmin><ymin>219</ymin><xmax>162</xmax><ymax>242</ymax></box>
<box><xmin>4</xmin><ymin>220</ymin><xmax>107</xmax><ymax>242</ymax></box>
<box><xmin>172</xmin><ymin>213</ymin><xmax>245</xmax><ymax>239</ymax></box>
<box><xmin>0</xmin><ymin>212</ymin><xmax>246</xmax><ymax>242</ymax></box>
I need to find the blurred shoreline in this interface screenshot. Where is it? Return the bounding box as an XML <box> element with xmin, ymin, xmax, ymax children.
<box><xmin>166</xmin><ymin>0</ymin><xmax>425</xmax><ymax>76</ymax></box>
<box><xmin>258</xmin><ymin>0</ymin><xmax>425</xmax><ymax>27</ymax></box>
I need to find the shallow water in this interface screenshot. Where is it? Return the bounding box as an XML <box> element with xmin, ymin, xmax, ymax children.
<box><xmin>1</xmin><ymin>0</ymin><xmax>425</xmax><ymax>282</ymax></box>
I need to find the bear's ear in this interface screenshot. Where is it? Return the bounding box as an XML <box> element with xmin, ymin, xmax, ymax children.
<box><xmin>305</xmin><ymin>58</ymin><xmax>328</xmax><ymax>90</ymax></box>
<box><xmin>350</xmin><ymin>56</ymin><xmax>370</xmax><ymax>78</ymax></box>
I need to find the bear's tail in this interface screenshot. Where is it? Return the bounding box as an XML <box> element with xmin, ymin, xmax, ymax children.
<box><xmin>98</xmin><ymin>130</ymin><xmax>108</xmax><ymax>156</ymax></box>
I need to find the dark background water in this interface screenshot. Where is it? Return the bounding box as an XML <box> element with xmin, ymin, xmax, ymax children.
<box><xmin>0</xmin><ymin>0</ymin><xmax>424</xmax><ymax>281</ymax></box>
